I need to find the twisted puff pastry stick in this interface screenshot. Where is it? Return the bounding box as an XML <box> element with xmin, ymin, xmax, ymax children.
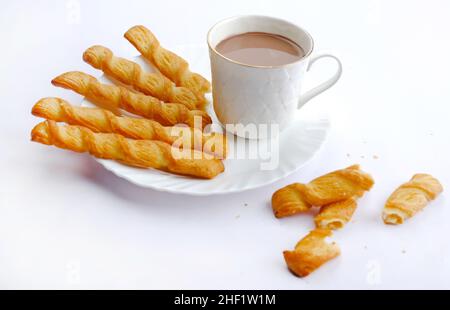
<box><xmin>31</xmin><ymin>120</ymin><xmax>224</xmax><ymax>179</ymax></box>
<box><xmin>125</xmin><ymin>25</ymin><xmax>211</xmax><ymax>98</ymax></box>
<box><xmin>383</xmin><ymin>174</ymin><xmax>443</xmax><ymax>225</ymax></box>
<box><xmin>32</xmin><ymin>98</ymin><xmax>227</xmax><ymax>159</ymax></box>
<box><xmin>51</xmin><ymin>71</ymin><xmax>211</xmax><ymax>129</ymax></box>
<box><xmin>83</xmin><ymin>45</ymin><xmax>203</xmax><ymax>110</ymax></box>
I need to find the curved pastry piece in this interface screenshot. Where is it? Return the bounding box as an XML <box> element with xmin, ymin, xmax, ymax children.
<box><xmin>271</xmin><ymin>183</ymin><xmax>312</xmax><ymax>218</ymax></box>
<box><xmin>83</xmin><ymin>45</ymin><xmax>201</xmax><ymax>110</ymax></box>
<box><xmin>383</xmin><ymin>174</ymin><xmax>443</xmax><ymax>225</ymax></box>
<box><xmin>283</xmin><ymin>229</ymin><xmax>340</xmax><ymax>277</ymax></box>
<box><xmin>299</xmin><ymin>165</ymin><xmax>374</xmax><ymax>206</ymax></box>
<box><xmin>314</xmin><ymin>197</ymin><xmax>358</xmax><ymax>230</ymax></box>
<box><xmin>125</xmin><ymin>25</ymin><xmax>211</xmax><ymax>99</ymax></box>
<box><xmin>52</xmin><ymin>71</ymin><xmax>211</xmax><ymax>129</ymax></box>
<box><xmin>32</xmin><ymin>98</ymin><xmax>227</xmax><ymax>159</ymax></box>
<box><xmin>31</xmin><ymin>120</ymin><xmax>224</xmax><ymax>179</ymax></box>
<box><xmin>271</xmin><ymin>165</ymin><xmax>374</xmax><ymax>218</ymax></box>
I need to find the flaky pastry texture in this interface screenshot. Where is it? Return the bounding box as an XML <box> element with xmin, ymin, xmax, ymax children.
<box><xmin>52</xmin><ymin>71</ymin><xmax>211</xmax><ymax>129</ymax></box>
<box><xmin>32</xmin><ymin>98</ymin><xmax>227</xmax><ymax>159</ymax></box>
<box><xmin>383</xmin><ymin>174</ymin><xmax>443</xmax><ymax>225</ymax></box>
<box><xmin>271</xmin><ymin>165</ymin><xmax>374</xmax><ymax>218</ymax></box>
<box><xmin>31</xmin><ymin>120</ymin><xmax>224</xmax><ymax>179</ymax></box>
<box><xmin>271</xmin><ymin>183</ymin><xmax>312</xmax><ymax>218</ymax></box>
<box><xmin>298</xmin><ymin>165</ymin><xmax>374</xmax><ymax>206</ymax></box>
<box><xmin>283</xmin><ymin>229</ymin><xmax>340</xmax><ymax>277</ymax></box>
<box><xmin>315</xmin><ymin>197</ymin><xmax>358</xmax><ymax>230</ymax></box>
<box><xmin>83</xmin><ymin>45</ymin><xmax>202</xmax><ymax>110</ymax></box>
<box><xmin>125</xmin><ymin>25</ymin><xmax>210</xmax><ymax>102</ymax></box>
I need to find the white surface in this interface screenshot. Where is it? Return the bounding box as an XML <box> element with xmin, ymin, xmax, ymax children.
<box><xmin>1</xmin><ymin>0</ymin><xmax>449</xmax><ymax>289</ymax></box>
<box><xmin>84</xmin><ymin>55</ymin><xmax>330</xmax><ymax>195</ymax></box>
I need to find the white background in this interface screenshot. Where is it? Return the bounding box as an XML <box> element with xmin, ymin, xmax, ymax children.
<box><xmin>1</xmin><ymin>0</ymin><xmax>449</xmax><ymax>289</ymax></box>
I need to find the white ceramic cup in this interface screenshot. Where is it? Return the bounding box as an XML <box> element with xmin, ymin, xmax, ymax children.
<box><xmin>207</xmin><ymin>15</ymin><xmax>342</xmax><ymax>139</ymax></box>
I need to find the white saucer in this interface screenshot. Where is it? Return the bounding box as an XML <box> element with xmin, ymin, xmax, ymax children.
<box><xmin>81</xmin><ymin>47</ymin><xmax>330</xmax><ymax>195</ymax></box>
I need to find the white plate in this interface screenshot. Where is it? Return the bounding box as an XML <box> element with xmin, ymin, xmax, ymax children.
<box><xmin>81</xmin><ymin>46</ymin><xmax>330</xmax><ymax>195</ymax></box>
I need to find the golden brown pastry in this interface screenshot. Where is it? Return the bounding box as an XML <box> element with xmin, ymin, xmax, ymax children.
<box><xmin>300</xmin><ymin>165</ymin><xmax>374</xmax><ymax>206</ymax></box>
<box><xmin>125</xmin><ymin>25</ymin><xmax>211</xmax><ymax>101</ymax></box>
<box><xmin>271</xmin><ymin>165</ymin><xmax>374</xmax><ymax>218</ymax></box>
<box><xmin>52</xmin><ymin>71</ymin><xmax>211</xmax><ymax>129</ymax></box>
<box><xmin>283</xmin><ymin>229</ymin><xmax>340</xmax><ymax>277</ymax></box>
<box><xmin>83</xmin><ymin>45</ymin><xmax>202</xmax><ymax>110</ymax></box>
<box><xmin>314</xmin><ymin>197</ymin><xmax>358</xmax><ymax>230</ymax></box>
<box><xmin>383</xmin><ymin>174</ymin><xmax>443</xmax><ymax>225</ymax></box>
<box><xmin>32</xmin><ymin>98</ymin><xmax>227</xmax><ymax>159</ymax></box>
<box><xmin>31</xmin><ymin>120</ymin><xmax>224</xmax><ymax>179</ymax></box>
<box><xmin>271</xmin><ymin>183</ymin><xmax>312</xmax><ymax>218</ymax></box>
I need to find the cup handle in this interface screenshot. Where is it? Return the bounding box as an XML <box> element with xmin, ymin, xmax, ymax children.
<box><xmin>298</xmin><ymin>53</ymin><xmax>343</xmax><ymax>108</ymax></box>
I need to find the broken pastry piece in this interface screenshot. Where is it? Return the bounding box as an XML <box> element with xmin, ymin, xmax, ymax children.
<box><xmin>271</xmin><ymin>165</ymin><xmax>374</xmax><ymax>218</ymax></box>
<box><xmin>383</xmin><ymin>174</ymin><xmax>443</xmax><ymax>225</ymax></box>
<box><xmin>283</xmin><ymin>229</ymin><xmax>340</xmax><ymax>277</ymax></box>
<box><xmin>271</xmin><ymin>183</ymin><xmax>312</xmax><ymax>218</ymax></box>
<box><xmin>300</xmin><ymin>165</ymin><xmax>374</xmax><ymax>206</ymax></box>
<box><xmin>315</xmin><ymin>197</ymin><xmax>358</xmax><ymax>230</ymax></box>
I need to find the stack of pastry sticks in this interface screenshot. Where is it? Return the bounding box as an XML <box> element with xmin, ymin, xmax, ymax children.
<box><xmin>31</xmin><ymin>26</ymin><xmax>227</xmax><ymax>179</ymax></box>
